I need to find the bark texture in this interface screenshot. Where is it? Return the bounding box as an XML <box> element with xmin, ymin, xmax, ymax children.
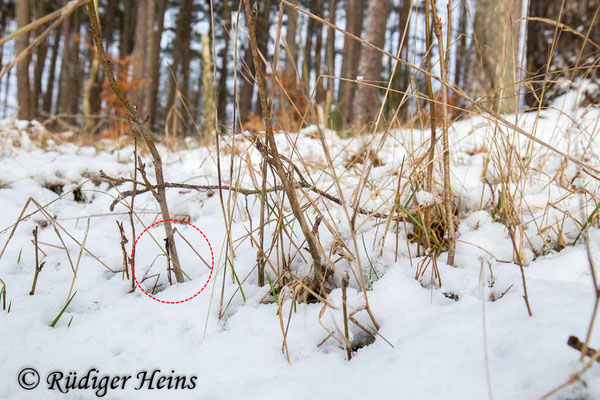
<box><xmin>16</xmin><ymin>0</ymin><xmax>32</xmax><ymax>120</ymax></box>
<box><xmin>466</xmin><ymin>0</ymin><xmax>522</xmax><ymax>113</ymax></box>
<box><xmin>352</xmin><ymin>0</ymin><xmax>392</xmax><ymax>127</ymax></box>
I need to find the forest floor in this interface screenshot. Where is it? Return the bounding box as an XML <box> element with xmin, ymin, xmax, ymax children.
<box><xmin>0</xmin><ymin>86</ymin><xmax>599</xmax><ymax>399</ymax></box>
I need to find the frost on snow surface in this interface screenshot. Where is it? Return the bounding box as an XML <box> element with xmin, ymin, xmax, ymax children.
<box><xmin>0</xmin><ymin>94</ymin><xmax>599</xmax><ymax>400</ymax></box>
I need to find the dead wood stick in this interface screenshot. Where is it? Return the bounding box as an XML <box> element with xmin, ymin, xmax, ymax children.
<box><xmin>107</xmin><ymin>179</ymin><xmax>400</xmax><ymax>221</ymax></box>
<box><xmin>29</xmin><ymin>227</ymin><xmax>44</xmax><ymax>295</ymax></box>
<box><xmin>87</xmin><ymin>1</ymin><xmax>184</xmax><ymax>283</ymax></box>
<box><xmin>568</xmin><ymin>336</ymin><xmax>600</xmax><ymax>363</ymax></box>
<box><xmin>342</xmin><ymin>273</ymin><xmax>352</xmax><ymax>360</ymax></box>
<box><xmin>243</xmin><ymin>0</ymin><xmax>327</xmax><ymax>293</ymax></box>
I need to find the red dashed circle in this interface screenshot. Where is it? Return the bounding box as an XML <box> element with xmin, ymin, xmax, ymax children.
<box><xmin>130</xmin><ymin>219</ymin><xmax>214</xmax><ymax>304</ymax></box>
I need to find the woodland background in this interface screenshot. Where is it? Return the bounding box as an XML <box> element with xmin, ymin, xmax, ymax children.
<box><xmin>0</xmin><ymin>0</ymin><xmax>598</xmax><ymax>138</ymax></box>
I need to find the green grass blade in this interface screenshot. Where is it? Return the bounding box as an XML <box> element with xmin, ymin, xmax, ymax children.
<box><xmin>228</xmin><ymin>256</ymin><xmax>246</xmax><ymax>303</ymax></box>
<box><xmin>397</xmin><ymin>203</ymin><xmax>442</xmax><ymax>249</ymax></box>
<box><xmin>573</xmin><ymin>202</ymin><xmax>600</xmax><ymax>245</ymax></box>
<box><xmin>50</xmin><ymin>291</ymin><xmax>76</xmax><ymax>328</ymax></box>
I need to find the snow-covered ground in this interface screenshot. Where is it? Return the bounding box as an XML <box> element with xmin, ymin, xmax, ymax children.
<box><xmin>0</xmin><ymin>88</ymin><xmax>599</xmax><ymax>399</ymax></box>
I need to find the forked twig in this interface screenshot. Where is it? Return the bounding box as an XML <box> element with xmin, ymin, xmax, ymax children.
<box><xmin>86</xmin><ymin>1</ymin><xmax>185</xmax><ymax>283</ymax></box>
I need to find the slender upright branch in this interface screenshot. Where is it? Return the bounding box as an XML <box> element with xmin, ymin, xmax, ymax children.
<box><xmin>430</xmin><ymin>0</ymin><xmax>456</xmax><ymax>265</ymax></box>
<box><xmin>86</xmin><ymin>0</ymin><xmax>184</xmax><ymax>283</ymax></box>
<box><xmin>243</xmin><ymin>0</ymin><xmax>327</xmax><ymax>292</ymax></box>
<box><xmin>29</xmin><ymin>227</ymin><xmax>43</xmax><ymax>295</ymax></box>
<box><xmin>424</xmin><ymin>0</ymin><xmax>437</xmax><ymax>192</ymax></box>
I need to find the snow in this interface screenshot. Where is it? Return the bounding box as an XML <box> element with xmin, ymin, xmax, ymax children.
<box><xmin>415</xmin><ymin>190</ymin><xmax>436</xmax><ymax>206</ymax></box>
<box><xmin>0</xmin><ymin>96</ymin><xmax>599</xmax><ymax>400</ymax></box>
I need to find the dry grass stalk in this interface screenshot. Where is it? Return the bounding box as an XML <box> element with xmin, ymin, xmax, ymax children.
<box><xmin>243</xmin><ymin>0</ymin><xmax>328</xmax><ymax>295</ymax></box>
<box><xmin>29</xmin><ymin>227</ymin><xmax>44</xmax><ymax>296</ymax></box>
<box><xmin>0</xmin><ymin>196</ymin><xmax>115</xmax><ymax>273</ymax></box>
<box><xmin>430</xmin><ymin>0</ymin><xmax>456</xmax><ymax>266</ymax></box>
<box><xmin>65</xmin><ymin>218</ymin><xmax>90</xmax><ymax>303</ymax></box>
<box><xmin>0</xmin><ymin>279</ymin><xmax>5</xmax><ymax>311</ymax></box>
<box><xmin>342</xmin><ymin>272</ymin><xmax>352</xmax><ymax>360</ymax></box>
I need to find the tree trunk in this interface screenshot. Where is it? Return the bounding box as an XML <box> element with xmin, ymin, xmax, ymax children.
<box><xmin>253</xmin><ymin>0</ymin><xmax>272</xmax><ymax>115</ymax></box>
<box><xmin>58</xmin><ymin>10</ymin><xmax>82</xmax><ymax>117</ymax></box>
<box><xmin>239</xmin><ymin>0</ymin><xmax>271</xmax><ymax>123</ymax></box>
<box><xmin>301</xmin><ymin>0</ymin><xmax>317</xmax><ymax>87</ymax></box>
<box><xmin>83</xmin><ymin>12</ymin><xmax>102</xmax><ymax>134</ymax></box>
<box><xmin>179</xmin><ymin>0</ymin><xmax>194</xmax><ymax>107</ymax></box>
<box><xmin>466</xmin><ymin>0</ymin><xmax>522</xmax><ymax>113</ymax></box>
<box><xmin>166</xmin><ymin>0</ymin><xmax>194</xmax><ymax>134</ymax></box>
<box><xmin>284</xmin><ymin>0</ymin><xmax>299</xmax><ymax>74</ymax></box>
<box><xmin>132</xmin><ymin>0</ymin><xmax>148</xmax><ymax>105</ymax></box>
<box><xmin>148</xmin><ymin>0</ymin><xmax>167</xmax><ymax>127</ymax></box>
<box><xmin>32</xmin><ymin>0</ymin><xmax>50</xmax><ymax>117</ymax></box>
<box><xmin>352</xmin><ymin>0</ymin><xmax>391</xmax><ymax>127</ymax></box>
<box><xmin>217</xmin><ymin>0</ymin><xmax>232</xmax><ymax>131</ymax></box>
<box><xmin>313</xmin><ymin>0</ymin><xmax>324</xmax><ymax>103</ymax></box>
<box><xmin>104</xmin><ymin>0</ymin><xmax>118</xmax><ymax>50</ymax></box>
<box><xmin>338</xmin><ymin>0</ymin><xmax>364</xmax><ymax>124</ymax></box>
<box><xmin>325</xmin><ymin>0</ymin><xmax>337</xmax><ymax>114</ymax></box>
<box><xmin>388</xmin><ymin>0</ymin><xmax>411</xmax><ymax>119</ymax></box>
<box><xmin>453</xmin><ymin>0</ymin><xmax>468</xmax><ymax>88</ymax></box>
<box><xmin>43</xmin><ymin>29</ymin><xmax>60</xmax><ymax>115</ymax></box>
<box><xmin>57</xmin><ymin>14</ymin><xmax>72</xmax><ymax>115</ymax></box>
<box><xmin>526</xmin><ymin>0</ymin><xmax>600</xmax><ymax>106</ymax></box>
<box><xmin>143</xmin><ymin>0</ymin><xmax>156</xmax><ymax>122</ymax></box>
<box><xmin>119</xmin><ymin>0</ymin><xmax>137</xmax><ymax>61</ymax></box>
<box><xmin>16</xmin><ymin>0</ymin><xmax>33</xmax><ymax>120</ymax></box>
<box><xmin>239</xmin><ymin>44</ymin><xmax>254</xmax><ymax>124</ymax></box>
<box><xmin>0</xmin><ymin>1</ymin><xmax>8</xmax><ymax>73</ymax></box>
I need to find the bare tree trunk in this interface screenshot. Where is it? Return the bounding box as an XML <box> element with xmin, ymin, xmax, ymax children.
<box><xmin>352</xmin><ymin>0</ymin><xmax>392</xmax><ymax>127</ymax></box>
<box><xmin>132</xmin><ymin>0</ymin><xmax>148</xmax><ymax>105</ymax></box>
<box><xmin>453</xmin><ymin>0</ymin><xmax>467</xmax><ymax>88</ymax></box>
<box><xmin>57</xmin><ymin>10</ymin><xmax>83</xmax><ymax>117</ymax></box>
<box><xmin>166</xmin><ymin>0</ymin><xmax>194</xmax><ymax>134</ymax></box>
<box><xmin>71</xmin><ymin>10</ymin><xmax>84</xmax><ymax>116</ymax></box>
<box><xmin>149</xmin><ymin>0</ymin><xmax>167</xmax><ymax>127</ymax></box>
<box><xmin>313</xmin><ymin>0</ymin><xmax>324</xmax><ymax>103</ymax></box>
<box><xmin>338</xmin><ymin>0</ymin><xmax>364</xmax><ymax>124</ymax></box>
<box><xmin>42</xmin><ymin>29</ymin><xmax>60</xmax><ymax>115</ymax></box>
<box><xmin>32</xmin><ymin>0</ymin><xmax>50</xmax><ymax>117</ymax></box>
<box><xmin>239</xmin><ymin>44</ymin><xmax>254</xmax><ymax>124</ymax></box>
<box><xmin>466</xmin><ymin>0</ymin><xmax>521</xmax><ymax>113</ymax></box>
<box><xmin>284</xmin><ymin>0</ymin><xmax>299</xmax><ymax>74</ymax></box>
<box><xmin>16</xmin><ymin>0</ymin><xmax>33</xmax><ymax>120</ymax></box>
<box><xmin>103</xmin><ymin>0</ymin><xmax>117</xmax><ymax>50</ymax></box>
<box><xmin>0</xmin><ymin>2</ymin><xmax>9</xmax><ymax>72</ymax></box>
<box><xmin>526</xmin><ymin>0</ymin><xmax>600</xmax><ymax>106</ymax></box>
<box><xmin>119</xmin><ymin>0</ymin><xmax>137</xmax><ymax>61</ymax></box>
<box><xmin>217</xmin><ymin>0</ymin><xmax>231</xmax><ymax>130</ymax></box>
<box><xmin>57</xmin><ymin>14</ymin><xmax>73</xmax><ymax>114</ymax></box>
<box><xmin>83</xmin><ymin>14</ymin><xmax>102</xmax><ymax>134</ymax></box>
<box><xmin>0</xmin><ymin>2</ymin><xmax>8</xmax><ymax>73</ymax></box>
<box><xmin>239</xmin><ymin>0</ymin><xmax>271</xmax><ymax>123</ymax></box>
<box><xmin>253</xmin><ymin>0</ymin><xmax>272</xmax><ymax>115</ymax></box>
<box><xmin>325</xmin><ymin>0</ymin><xmax>337</xmax><ymax>115</ymax></box>
<box><xmin>142</xmin><ymin>0</ymin><xmax>156</xmax><ymax>121</ymax></box>
<box><xmin>179</xmin><ymin>0</ymin><xmax>193</xmax><ymax>107</ymax></box>
<box><xmin>201</xmin><ymin>34</ymin><xmax>215</xmax><ymax>138</ymax></box>
<box><xmin>387</xmin><ymin>1</ymin><xmax>411</xmax><ymax>118</ymax></box>
<box><xmin>301</xmin><ymin>0</ymin><xmax>317</xmax><ymax>87</ymax></box>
